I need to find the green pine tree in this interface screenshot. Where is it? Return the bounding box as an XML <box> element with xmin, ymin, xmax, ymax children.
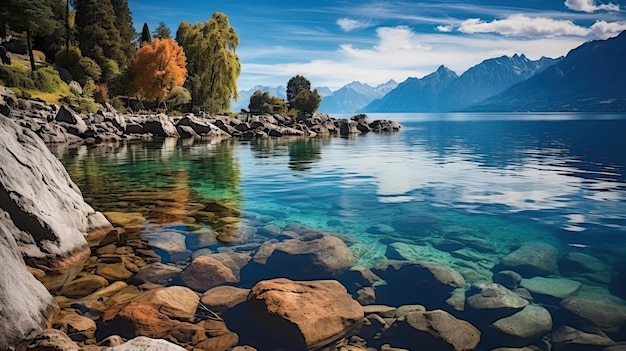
<box><xmin>73</xmin><ymin>0</ymin><xmax>125</xmax><ymax>75</ymax></box>
<box><xmin>6</xmin><ymin>0</ymin><xmax>57</xmax><ymax>72</ymax></box>
<box><xmin>141</xmin><ymin>22</ymin><xmax>151</xmax><ymax>44</ymax></box>
<box><xmin>110</xmin><ymin>0</ymin><xmax>135</xmax><ymax>68</ymax></box>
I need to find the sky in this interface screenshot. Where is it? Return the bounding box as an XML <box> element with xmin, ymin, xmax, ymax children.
<box><xmin>128</xmin><ymin>0</ymin><xmax>626</xmax><ymax>91</ymax></box>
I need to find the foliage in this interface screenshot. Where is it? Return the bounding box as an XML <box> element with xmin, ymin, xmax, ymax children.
<box><xmin>5</xmin><ymin>0</ymin><xmax>57</xmax><ymax>71</ymax></box>
<box><xmin>248</xmin><ymin>90</ymin><xmax>286</xmax><ymax>114</ymax></box>
<box><xmin>0</xmin><ymin>64</ymin><xmax>34</xmax><ymax>89</ymax></box>
<box><xmin>154</xmin><ymin>21</ymin><xmax>171</xmax><ymax>39</ymax></box>
<box><xmin>32</xmin><ymin>66</ymin><xmax>64</xmax><ymax>92</ymax></box>
<box><xmin>93</xmin><ymin>83</ymin><xmax>109</xmax><ymax>103</ymax></box>
<box><xmin>110</xmin><ymin>0</ymin><xmax>135</xmax><ymax>67</ymax></box>
<box><xmin>286</xmin><ymin>75</ymin><xmax>320</xmax><ymax>113</ymax></box>
<box><xmin>141</xmin><ymin>22</ymin><xmax>151</xmax><ymax>44</ymax></box>
<box><xmin>75</xmin><ymin>57</ymin><xmax>102</xmax><ymax>85</ymax></box>
<box><xmin>291</xmin><ymin>89</ymin><xmax>321</xmax><ymax>114</ymax></box>
<box><xmin>54</xmin><ymin>46</ymin><xmax>102</xmax><ymax>85</ymax></box>
<box><xmin>177</xmin><ymin>12</ymin><xmax>241</xmax><ymax>113</ymax></box>
<box><xmin>287</xmin><ymin>75</ymin><xmax>311</xmax><ymax>105</ymax></box>
<box><xmin>31</xmin><ymin>0</ymin><xmax>67</xmax><ymax>62</ymax></box>
<box><xmin>73</xmin><ymin>0</ymin><xmax>126</xmax><ymax>72</ymax></box>
<box><xmin>131</xmin><ymin>38</ymin><xmax>187</xmax><ymax>103</ymax></box>
<box><xmin>62</xmin><ymin>95</ymin><xmax>100</xmax><ymax>113</ymax></box>
<box><xmin>101</xmin><ymin>59</ymin><xmax>120</xmax><ymax>82</ymax></box>
<box><xmin>55</xmin><ymin>46</ymin><xmax>82</xmax><ymax>68</ymax></box>
<box><xmin>165</xmin><ymin>85</ymin><xmax>191</xmax><ymax>108</ymax></box>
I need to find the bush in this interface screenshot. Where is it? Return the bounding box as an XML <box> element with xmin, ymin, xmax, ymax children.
<box><xmin>101</xmin><ymin>59</ymin><xmax>120</xmax><ymax>82</ymax></box>
<box><xmin>110</xmin><ymin>96</ymin><xmax>128</xmax><ymax>113</ymax></box>
<box><xmin>55</xmin><ymin>46</ymin><xmax>82</xmax><ymax>70</ymax></box>
<box><xmin>93</xmin><ymin>84</ymin><xmax>109</xmax><ymax>104</ymax></box>
<box><xmin>62</xmin><ymin>96</ymin><xmax>100</xmax><ymax>113</ymax></box>
<box><xmin>75</xmin><ymin>57</ymin><xmax>102</xmax><ymax>86</ymax></box>
<box><xmin>33</xmin><ymin>66</ymin><xmax>64</xmax><ymax>92</ymax></box>
<box><xmin>0</xmin><ymin>65</ymin><xmax>35</xmax><ymax>89</ymax></box>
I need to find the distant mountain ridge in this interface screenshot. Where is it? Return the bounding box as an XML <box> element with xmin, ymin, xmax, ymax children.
<box><xmin>466</xmin><ymin>31</ymin><xmax>626</xmax><ymax>112</ymax></box>
<box><xmin>318</xmin><ymin>80</ymin><xmax>398</xmax><ymax>114</ymax></box>
<box><xmin>361</xmin><ymin>55</ymin><xmax>560</xmax><ymax>113</ymax></box>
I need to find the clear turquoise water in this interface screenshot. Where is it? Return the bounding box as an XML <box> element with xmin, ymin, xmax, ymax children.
<box><xmin>57</xmin><ymin>112</ymin><xmax>626</xmax><ymax>292</ymax></box>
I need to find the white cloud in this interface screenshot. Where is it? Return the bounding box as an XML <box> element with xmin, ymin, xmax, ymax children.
<box><xmin>589</xmin><ymin>20</ymin><xmax>626</xmax><ymax>38</ymax></box>
<box><xmin>458</xmin><ymin>14</ymin><xmax>589</xmax><ymax>37</ymax></box>
<box><xmin>337</xmin><ymin>18</ymin><xmax>368</xmax><ymax>32</ymax></box>
<box><xmin>238</xmin><ymin>26</ymin><xmax>587</xmax><ymax>90</ymax></box>
<box><xmin>436</xmin><ymin>24</ymin><xmax>454</xmax><ymax>32</ymax></box>
<box><xmin>564</xmin><ymin>0</ymin><xmax>620</xmax><ymax>13</ymax></box>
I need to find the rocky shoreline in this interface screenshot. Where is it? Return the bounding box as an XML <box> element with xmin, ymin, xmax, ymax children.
<box><xmin>2</xmin><ymin>85</ymin><xmax>626</xmax><ymax>351</ymax></box>
<box><xmin>0</xmin><ymin>86</ymin><xmax>401</xmax><ymax>146</ymax></box>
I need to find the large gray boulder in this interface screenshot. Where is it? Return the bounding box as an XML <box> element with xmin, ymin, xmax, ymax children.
<box><xmin>1</xmin><ymin>116</ymin><xmax>114</xmax><ymax>348</ymax></box>
<box><xmin>143</xmin><ymin>114</ymin><xmax>179</xmax><ymax>137</ymax></box>
<box><xmin>0</xmin><ymin>116</ymin><xmax>110</xmax><ymax>289</ymax></box>
<box><xmin>54</xmin><ymin>105</ymin><xmax>88</xmax><ymax>136</ymax></box>
<box><xmin>0</xmin><ymin>210</ymin><xmax>58</xmax><ymax>349</ymax></box>
<box><xmin>105</xmin><ymin>336</ymin><xmax>188</xmax><ymax>351</ymax></box>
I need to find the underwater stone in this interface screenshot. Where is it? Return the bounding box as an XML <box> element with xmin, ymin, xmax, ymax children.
<box><xmin>488</xmin><ymin>305</ymin><xmax>552</xmax><ymax>348</ymax></box>
<box><xmin>500</xmin><ymin>242</ymin><xmax>559</xmax><ymax>277</ymax></box>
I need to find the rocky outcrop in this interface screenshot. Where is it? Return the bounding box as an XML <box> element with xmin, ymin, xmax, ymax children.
<box><xmin>0</xmin><ymin>86</ymin><xmax>400</xmax><ymax>145</ymax></box>
<box><xmin>0</xmin><ymin>115</ymin><xmax>117</xmax><ymax>349</ymax></box>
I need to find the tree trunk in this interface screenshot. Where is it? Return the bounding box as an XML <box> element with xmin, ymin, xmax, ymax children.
<box><xmin>26</xmin><ymin>28</ymin><xmax>36</xmax><ymax>72</ymax></box>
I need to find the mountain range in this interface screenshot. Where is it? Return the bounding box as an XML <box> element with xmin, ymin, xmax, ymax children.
<box><xmin>318</xmin><ymin>80</ymin><xmax>398</xmax><ymax>114</ymax></box>
<box><xmin>232</xmin><ymin>31</ymin><xmax>626</xmax><ymax>113</ymax></box>
<box><xmin>361</xmin><ymin>54</ymin><xmax>561</xmax><ymax>113</ymax></box>
<box><xmin>466</xmin><ymin>31</ymin><xmax>626</xmax><ymax>112</ymax></box>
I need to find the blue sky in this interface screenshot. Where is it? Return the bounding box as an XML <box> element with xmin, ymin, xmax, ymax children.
<box><xmin>128</xmin><ymin>0</ymin><xmax>626</xmax><ymax>90</ymax></box>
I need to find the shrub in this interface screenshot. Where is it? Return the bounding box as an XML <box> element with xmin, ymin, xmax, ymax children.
<box><xmin>33</xmin><ymin>66</ymin><xmax>64</xmax><ymax>92</ymax></box>
<box><xmin>110</xmin><ymin>96</ymin><xmax>128</xmax><ymax>113</ymax></box>
<box><xmin>55</xmin><ymin>46</ymin><xmax>82</xmax><ymax>71</ymax></box>
<box><xmin>0</xmin><ymin>65</ymin><xmax>35</xmax><ymax>89</ymax></box>
<box><xmin>101</xmin><ymin>59</ymin><xmax>120</xmax><ymax>82</ymax></box>
<box><xmin>75</xmin><ymin>57</ymin><xmax>102</xmax><ymax>86</ymax></box>
<box><xmin>93</xmin><ymin>84</ymin><xmax>109</xmax><ymax>104</ymax></box>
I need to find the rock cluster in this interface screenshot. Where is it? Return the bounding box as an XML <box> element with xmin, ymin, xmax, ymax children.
<box><xmin>0</xmin><ymin>86</ymin><xmax>400</xmax><ymax>146</ymax></box>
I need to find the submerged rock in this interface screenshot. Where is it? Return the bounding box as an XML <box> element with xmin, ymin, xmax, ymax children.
<box><xmin>382</xmin><ymin>309</ymin><xmax>481</xmax><ymax>351</ymax></box>
<box><xmin>254</xmin><ymin>232</ymin><xmax>356</xmax><ymax>279</ymax></box>
<box><xmin>499</xmin><ymin>242</ymin><xmax>559</xmax><ymax>277</ymax></box>
<box><xmin>519</xmin><ymin>276</ymin><xmax>581</xmax><ymax>302</ymax></box>
<box><xmin>181</xmin><ymin>255</ymin><xmax>239</xmax><ymax>291</ymax></box>
<box><xmin>487</xmin><ymin>305</ymin><xmax>552</xmax><ymax>348</ymax></box>
<box><xmin>550</xmin><ymin>325</ymin><xmax>615</xmax><ymax>351</ymax></box>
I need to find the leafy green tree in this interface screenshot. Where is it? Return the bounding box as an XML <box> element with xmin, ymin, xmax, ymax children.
<box><xmin>154</xmin><ymin>21</ymin><xmax>171</xmax><ymax>39</ymax></box>
<box><xmin>110</xmin><ymin>0</ymin><xmax>135</xmax><ymax>67</ymax></box>
<box><xmin>248</xmin><ymin>90</ymin><xmax>286</xmax><ymax>114</ymax></box>
<box><xmin>6</xmin><ymin>0</ymin><xmax>56</xmax><ymax>72</ymax></box>
<box><xmin>292</xmin><ymin>89</ymin><xmax>321</xmax><ymax>114</ymax></box>
<box><xmin>73</xmin><ymin>0</ymin><xmax>124</xmax><ymax>72</ymax></box>
<box><xmin>141</xmin><ymin>22</ymin><xmax>151</xmax><ymax>44</ymax></box>
<box><xmin>177</xmin><ymin>12</ymin><xmax>241</xmax><ymax>114</ymax></box>
<box><xmin>31</xmin><ymin>0</ymin><xmax>67</xmax><ymax>61</ymax></box>
<box><xmin>287</xmin><ymin>75</ymin><xmax>311</xmax><ymax>106</ymax></box>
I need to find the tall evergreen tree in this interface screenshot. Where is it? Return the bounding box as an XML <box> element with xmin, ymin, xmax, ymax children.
<box><xmin>153</xmin><ymin>21</ymin><xmax>171</xmax><ymax>39</ymax></box>
<box><xmin>177</xmin><ymin>12</ymin><xmax>241</xmax><ymax>113</ymax></box>
<box><xmin>141</xmin><ymin>22</ymin><xmax>151</xmax><ymax>44</ymax></box>
<box><xmin>110</xmin><ymin>0</ymin><xmax>135</xmax><ymax>67</ymax></box>
<box><xmin>6</xmin><ymin>0</ymin><xmax>56</xmax><ymax>71</ymax></box>
<box><xmin>73</xmin><ymin>0</ymin><xmax>125</xmax><ymax>72</ymax></box>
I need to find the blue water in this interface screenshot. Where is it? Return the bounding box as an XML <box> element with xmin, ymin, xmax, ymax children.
<box><xmin>57</xmin><ymin>112</ymin><xmax>626</xmax><ymax>286</ymax></box>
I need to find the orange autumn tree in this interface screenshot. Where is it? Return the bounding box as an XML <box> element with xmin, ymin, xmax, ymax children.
<box><xmin>132</xmin><ymin>38</ymin><xmax>187</xmax><ymax>105</ymax></box>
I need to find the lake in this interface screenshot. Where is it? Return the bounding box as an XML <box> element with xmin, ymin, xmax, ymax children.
<box><xmin>55</xmin><ymin>112</ymin><xmax>626</xmax><ymax>349</ymax></box>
